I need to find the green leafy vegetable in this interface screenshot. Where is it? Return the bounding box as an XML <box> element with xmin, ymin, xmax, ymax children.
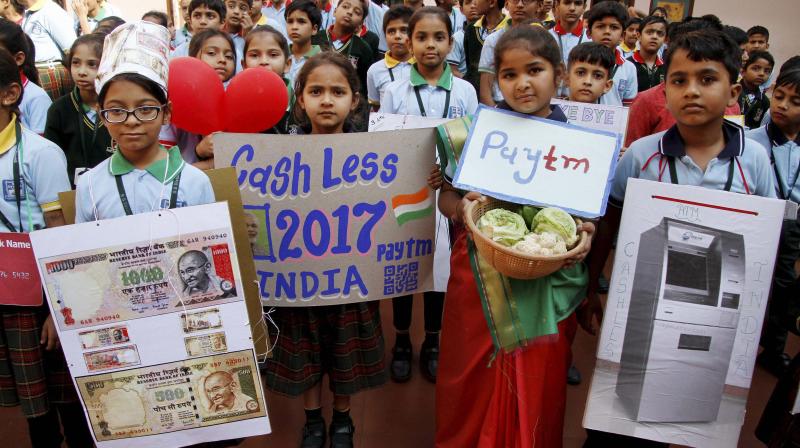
<box><xmin>518</xmin><ymin>205</ymin><xmax>540</xmax><ymax>230</ymax></box>
<box><xmin>532</xmin><ymin>207</ymin><xmax>578</xmax><ymax>247</ymax></box>
<box><xmin>478</xmin><ymin>209</ymin><xmax>528</xmax><ymax>246</ymax></box>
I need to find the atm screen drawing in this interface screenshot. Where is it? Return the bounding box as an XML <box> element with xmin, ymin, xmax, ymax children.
<box><xmin>616</xmin><ymin>218</ymin><xmax>745</xmax><ymax>423</ymax></box>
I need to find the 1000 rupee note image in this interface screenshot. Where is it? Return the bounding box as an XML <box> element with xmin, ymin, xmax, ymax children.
<box><xmin>76</xmin><ymin>350</ymin><xmax>265</xmax><ymax>441</ymax></box>
<box><xmin>41</xmin><ymin>230</ymin><xmax>241</xmax><ymax>331</ymax></box>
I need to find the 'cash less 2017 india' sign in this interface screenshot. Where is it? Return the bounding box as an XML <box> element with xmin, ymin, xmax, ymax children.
<box><xmin>215</xmin><ymin>130</ymin><xmax>437</xmax><ymax>306</ymax></box>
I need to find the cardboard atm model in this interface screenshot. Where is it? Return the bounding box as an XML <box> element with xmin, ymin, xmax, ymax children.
<box><xmin>617</xmin><ymin>217</ymin><xmax>745</xmax><ymax>423</ymax></box>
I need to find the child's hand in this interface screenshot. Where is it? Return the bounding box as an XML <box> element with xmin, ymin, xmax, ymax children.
<box><xmin>72</xmin><ymin>0</ymin><xmax>88</xmax><ymax>18</ymax></box>
<box><xmin>454</xmin><ymin>191</ymin><xmax>484</xmax><ymax>225</ymax></box>
<box><xmin>562</xmin><ymin>221</ymin><xmax>595</xmax><ymax>268</ymax></box>
<box><xmin>577</xmin><ymin>290</ymin><xmax>604</xmax><ymax>335</ymax></box>
<box><xmin>195</xmin><ymin>133</ymin><xmax>217</xmax><ymax>159</ymax></box>
<box><xmin>241</xmin><ymin>13</ymin><xmax>254</xmax><ymax>34</ymax></box>
<box><xmin>427</xmin><ymin>165</ymin><xmax>443</xmax><ymax>190</ymax></box>
<box><xmin>40</xmin><ymin>315</ymin><xmax>60</xmax><ymax>350</ymax></box>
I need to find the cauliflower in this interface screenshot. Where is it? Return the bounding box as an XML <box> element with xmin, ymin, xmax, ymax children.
<box><xmin>537</xmin><ymin>231</ymin><xmax>561</xmax><ymax>249</ymax></box>
<box><xmin>532</xmin><ymin>207</ymin><xmax>578</xmax><ymax>247</ymax></box>
<box><xmin>553</xmin><ymin>240</ymin><xmax>568</xmax><ymax>255</ymax></box>
<box><xmin>514</xmin><ymin>238</ymin><xmax>542</xmax><ymax>254</ymax></box>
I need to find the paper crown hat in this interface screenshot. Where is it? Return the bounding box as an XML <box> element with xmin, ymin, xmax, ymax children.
<box><xmin>95</xmin><ymin>20</ymin><xmax>171</xmax><ymax>95</ymax></box>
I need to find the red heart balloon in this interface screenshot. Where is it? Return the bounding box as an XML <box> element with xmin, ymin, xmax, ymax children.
<box><xmin>223</xmin><ymin>67</ymin><xmax>289</xmax><ymax>133</ymax></box>
<box><xmin>168</xmin><ymin>57</ymin><xmax>225</xmax><ymax>135</ymax></box>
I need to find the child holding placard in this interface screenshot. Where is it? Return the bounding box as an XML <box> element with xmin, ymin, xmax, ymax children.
<box><xmin>378</xmin><ymin>6</ymin><xmax>477</xmax><ymax>384</ymax></box>
<box><xmin>262</xmin><ymin>52</ymin><xmax>386</xmax><ymax>448</ymax></box>
<box><xmin>75</xmin><ymin>21</ymin><xmax>215</xmax><ymax>223</ymax></box>
<box><xmin>434</xmin><ymin>25</ymin><xmax>594</xmax><ymax>447</ymax></box>
<box><xmin>0</xmin><ymin>45</ymin><xmax>94</xmax><ymax>448</ymax></box>
<box><xmin>583</xmin><ymin>28</ymin><xmax>775</xmax><ymax>448</ymax></box>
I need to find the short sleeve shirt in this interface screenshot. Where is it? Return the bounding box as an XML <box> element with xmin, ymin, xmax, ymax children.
<box><xmin>612</xmin><ymin>121</ymin><xmax>776</xmax><ymax>206</ymax></box>
<box><xmin>0</xmin><ymin>119</ymin><xmax>70</xmax><ymax>232</ymax></box>
<box><xmin>22</xmin><ymin>0</ymin><xmax>77</xmax><ymax>62</ymax></box>
<box><xmin>367</xmin><ymin>54</ymin><xmax>413</xmax><ymax>107</ymax></box>
<box><xmin>447</xmin><ymin>30</ymin><xmax>467</xmax><ymax>75</ymax></box>
<box><xmin>478</xmin><ymin>26</ymin><xmax>508</xmax><ymax>102</ymax></box>
<box><xmin>747</xmin><ymin>123</ymin><xmax>800</xmax><ymax>203</ymax></box>
<box><xmin>365</xmin><ymin>0</ymin><xmax>388</xmax><ymax>52</ymax></box>
<box><xmin>287</xmin><ymin>45</ymin><xmax>322</xmax><ymax>86</ymax></box>
<box><xmin>75</xmin><ymin>146</ymin><xmax>216</xmax><ymax>223</ymax></box>
<box><xmin>599</xmin><ymin>50</ymin><xmax>638</xmax><ymax>106</ymax></box>
<box><xmin>20</xmin><ymin>80</ymin><xmax>52</xmax><ymax>135</ymax></box>
<box><xmin>379</xmin><ymin>64</ymin><xmax>478</xmax><ymax>119</ymax></box>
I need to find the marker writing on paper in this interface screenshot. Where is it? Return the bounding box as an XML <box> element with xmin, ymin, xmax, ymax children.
<box><xmin>479</xmin><ymin>130</ymin><xmax>590</xmax><ymax>185</ymax></box>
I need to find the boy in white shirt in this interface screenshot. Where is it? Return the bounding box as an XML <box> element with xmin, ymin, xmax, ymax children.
<box><xmin>367</xmin><ymin>5</ymin><xmax>414</xmax><ymax>110</ymax></box>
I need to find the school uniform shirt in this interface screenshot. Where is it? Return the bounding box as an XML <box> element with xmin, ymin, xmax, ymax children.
<box><xmin>463</xmin><ymin>14</ymin><xmax>509</xmax><ymax>93</ymax></box>
<box><xmin>612</xmin><ymin>120</ymin><xmax>776</xmax><ymax>207</ymax></box>
<box><xmin>478</xmin><ymin>25</ymin><xmax>509</xmax><ymax>103</ymax></box>
<box><xmin>747</xmin><ymin>123</ymin><xmax>800</xmax><ymax>203</ymax></box>
<box><xmin>72</xmin><ymin>2</ymin><xmax>122</xmax><ymax>35</ymax></box>
<box><xmin>549</xmin><ymin>20</ymin><xmax>589</xmax><ymax>96</ymax></box>
<box><xmin>74</xmin><ymin>146</ymin><xmax>216</xmax><ymax>223</ymax></box>
<box><xmin>739</xmin><ymin>83</ymin><xmax>770</xmax><ymax>130</ymax></box>
<box><xmin>446</xmin><ymin>7</ymin><xmax>466</xmax><ymax>35</ymax></box>
<box><xmin>619</xmin><ymin>42</ymin><xmax>635</xmax><ymax>60</ymax></box>
<box><xmin>599</xmin><ymin>49</ymin><xmax>637</xmax><ymax>106</ymax></box>
<box><xmin>20</xmin><ymin>76</ymin><xmax>52</xmax><ymax>135</ymax></box>
<box><xmin>22</xmin><ymin>0</ymin><xmax>77</xmax><ymax>63</ymax></box>
<box><xmin>365</xmin><ymin>0</ymin><xmax>388</xmax><ymax>53</ymax></box>
<box><xmin>231</xmin><ymin>33</ymin><xmax>245</xmax><ymax>74</ymax></box>
<box><xmin>624</xmin><ymin>82</ymin><xmax>743</xmax><ymax>147</ymax></box>
<box><xmin>319</xmin><ymin>2</ymin><xmax>335</xmax><ymax>31</ymax></box>
<box><xmin>367</xmin><ymin>53</ymin><xmax>414</xmax><ymax>107</ymax></box>
<box><xmin>446</xmin><ymin>29</ymin><xmax>467</xmax><ymax>76</ymax></box>
<box><xmin>628</xmin><ymin>50</ymin><xmax>665</xmax><ymax>93</ymax></box>
<box><xmin>261</xmin><ymin>1</ymin><xmax>287</xmax><ymax>30</ymax></box>
<box><xmin>172</xmin><ymin>25</ymin><xmax>192</xmax><ymax>49</ymax></box>
<box><xmin>44</xmin><ymin>88</ymin><xmax>113</xmax><ymax>185</ymax></box>
<box><xmin>170</xmin><ymin>41</ymin><xmax>190</xmax><ymax>59</ymax></box>
<box><xmin>379</xmin><ymin>63</ymin><xmax>478</xmax><ymax>119</ymax></box>
<box><xmin>0</xmin><ymin>116</ymin><xmax>70</xmax><ymax>233</ymax></box>
<box><xmin>287</xmin><ymin>44</ymin><xmax>321</xmax><ymax>86</ymax></box>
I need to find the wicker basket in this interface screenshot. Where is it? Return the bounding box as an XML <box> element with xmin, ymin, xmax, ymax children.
<box><xmin>465</xmin><ymin>198</ymin><xmax>588</xmax><ymax>280</ymax></box>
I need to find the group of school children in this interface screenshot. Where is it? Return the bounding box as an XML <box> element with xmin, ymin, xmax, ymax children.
<box><xmin>1</xmin><ymin>0</ymin><xmax>800</xmax><ymax>447</ymax></box>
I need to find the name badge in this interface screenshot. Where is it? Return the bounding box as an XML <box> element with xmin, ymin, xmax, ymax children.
<box><xmin>2</xmin><ymin>179</ymin><xmax>25</xmax><ymax>202</ymax></box>
<box><xmin>160</xmin><ymin>199</ymin><xmax>187</xmax><ymax>209</ymax></box>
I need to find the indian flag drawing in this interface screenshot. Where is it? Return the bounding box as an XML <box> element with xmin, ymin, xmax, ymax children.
<box><xmin>392</xmin><ymin>187</ymin><xmax>434</xmax><ymax>226</ymax></box>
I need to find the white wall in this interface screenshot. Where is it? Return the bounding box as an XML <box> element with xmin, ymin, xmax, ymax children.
<box><xmin>633</xmin><ymin>0</ymin><xmax>799</xmax><ymax>70</ymax></box>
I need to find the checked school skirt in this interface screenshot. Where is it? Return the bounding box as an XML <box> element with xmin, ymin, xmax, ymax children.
<box><xmin>36</xmin><ymin>62</ymin><xmax>73</xmax><ymax>101</ymax></box>
<box><xmin>0</xmin><ymin>306</ymin><xmax>77</xmax><ymax>418</ymax></box>
<box><xmin>263</xmin><ymin>302</ymin><xmax>387</xmax><ymax>397</ymax></box>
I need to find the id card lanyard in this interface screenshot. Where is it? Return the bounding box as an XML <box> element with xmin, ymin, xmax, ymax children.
<box><xmin>115</xmin><ymin>170</ymin><xmax>183</xmax><ymax>216</ymax></box>
<box><xmin>0</xmin><ymin>121</ymin><xmax>32</xmax><ymax>233</ymax></box>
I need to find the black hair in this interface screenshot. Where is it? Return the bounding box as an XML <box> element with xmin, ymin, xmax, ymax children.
<box><xmin>624</xmin><ymin>16</ymin><xmax>642</xmax><ymax>30</ymax></box>
<box><xmin>67</xmin><ymin>33</ymin><xmax>104</xmax><ymax>68</ymax></box>
<box><xmin>568</xmin><ymin>42</ymin><xmax>614</xmax><ymax>77</ymax></box>
<box><xmin>723</xmin><ymin>25</ymin><xmax>747</xmax><ymax>47</ymax></box>
<box><xmin>666</xmin><ymin>15</ymin><xmax>723</xmax><ymax>42</ymax></box>
<box><xmin>0</xmin><ymin>47</ymin><xmax>22</xmax><ymax>111</ymax></box>
<box><xmin>0</xmin><ymin>19</ymin><xmax>38</xmax><ymax>85</ymax></box>
<box><xmin>189</xmin><ymin>28</ymin><xmax>236</xmax><ymax>59</ymax></box>
<box><xmin>744</xmin><ymin>50</ymin><xmax>774</xmax><ymax>70</ymax></box>
<box><xmin>587</xmin><ymin>0</ymin><xmax>628</xmax><ymax>30</ymax></box>
<box><xmin>98</xmin><ymin>73</ymin><xmax>167</xmax><ymax>108</ymax></box>
<box><xmin>285</xmin><ymin>0</ymin><xmax>322</xmax><ymax>30</ymax></box>
<box><xmin>494</xmin><ymin>25</ymin><xmax>562</xmax><ymax>75</ymax></box>
<box><xmin>383</xmin><ymin>4</ymin><xmax>414</xmax><ymax>32</ymax></box>
<box><xmin>780</xmin><ymin>56</ymin><xmax>800</xmax><ymax>74</ymax></box>
<box><xmin>189</xmin><ymin>0</ymin><xmax>227</xmax><ymax>20</ymax></box>
<box><xmin>8</xmin><ymin>0</ymin><xmax>24</xmax><ymax>14</ymax></box>
<box><xmin>775</xmin><ymin>69</ymin><xmax>800</xmax><ymax>94</ymax></box>
<box><xmin>639</xmin><ymin>15</ymin><xmax>667</xmax><ymax>33</ymax></box>
<box><xmin>699</xmin><ymin>14</ymin><xmax>722</xmax><ymax>28</ymax></box>
<box><xmin>93</xmin><ymin>16</ymin><xmax>126</xmax><ymax>36</ymax></box>
<box><xmin>650</xmin><ymin>6</ymin><xmax>666</xmax><ymax>16</ymax></box>
<box><xmin>243</xmin><ymin>25</ymin><xmax>289</xmax><ymax>60</ymax></box>
<box><xmin>664</xmin><ymin>29</ymin><xmax>741</xmax><ymax>83</ymax></box>
<box><xmin>293</xmin><ymin>52</ymin><xmax>361</xmax><ymax>132</ymax></box>
<box><xmin>408</xmin><ymin>6</ymin><xmax>451</xmax><ymax>37</ymax></box>
<box><xmin>747</xmin><ymin>25</ymin><xmax>769</xmax><ymax>40</ymax></box>
<box><xmin>142</xmin><ymin>10</ymin><xmax>170</xmax><ymax>28</ymax></box>
<box><xmin>556</xmin><ymin>0</ymin><xmax>586</xmax><ymax>4</ymax></box>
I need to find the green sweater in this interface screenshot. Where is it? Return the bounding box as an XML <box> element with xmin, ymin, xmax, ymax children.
<box><xmin>44</xmin><ymin>89</ymin><xmax>112</xmax><ymax>186</ymax></box>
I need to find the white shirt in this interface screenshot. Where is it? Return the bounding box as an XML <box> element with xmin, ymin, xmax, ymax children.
<box><xmin>72</xmin><ymin>2</ymin><xmax>123</xmax><ymax>35</ymax></box>
<box><xmin>365</xmin><ymin>0</ymin><xmax>388</xmax><ymax>52</ymax></box>
<box><xmin>478</xmin><ymin>26</ymin><xmax>508</xmax><ymax>102</ymax></box>
<box><xmin>20</xmin><ymin>80</ymin><xmax>52</xmax><ymax>134</ymax></box>
<box><xmin>599</xmin><ymin>50</ymin><xmax>638</xmax><ymax>106</ymax></box>
<box><xmin>367</xmin><ymin>54</ymin><xmax>413</xmax><ymax>107</ymax></box>
<box><xmin>379</xmin><ymin>64</ymin><xmax>478</xmax><ymax>119</ymax></box>
<box><xmin>447</xmin><ymin>7</ymin><xmax>466</xmax><ymax>35</ymax></box>
<box><xmin>22</xmin><ymin>0</ymin><xmax>77</xmax><ymax>63</ymax></box>
<box><xmin>446</xmin><ymin>29</ymin><xmax>467</xmax><ymax>75</ymax></box>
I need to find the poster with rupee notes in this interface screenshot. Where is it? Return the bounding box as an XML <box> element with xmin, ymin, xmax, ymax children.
<box><xmin>29</xmin><ymin>202</ymin><xmax>270</xmax><ymax>448</ymax></box>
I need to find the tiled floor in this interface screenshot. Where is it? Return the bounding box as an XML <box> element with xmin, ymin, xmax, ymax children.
<box><xmin>0</xmin><ymin>294</ymin><xmax>789</xmax><ymax>447</ymax></box>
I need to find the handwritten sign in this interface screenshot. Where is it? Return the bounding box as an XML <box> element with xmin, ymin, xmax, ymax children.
<box><xmin>453</xmin><ymin>106</ymin><xmax>622</xmax><ymax>218</ymax></box>
<box><xmin>0</xmin><ymin>232</ymin><xmax>42</xmax><ymax>306</ymax></box>
<box><xmin>368</xmin><ymin>113</ymin><xmax>450</xmax><ymax>132</ymax></box>
<box><xmin>551</xmin><ymin>99</ymin><xmax>629</xmax><ymax>140</ymax></box>
<box><xmin>215</xmin><ymin>130</ymin><xmax>437</xmax><ymax>306</ymax></box>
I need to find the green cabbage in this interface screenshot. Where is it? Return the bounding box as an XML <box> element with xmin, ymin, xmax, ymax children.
<box><xmin>477</xmin><ymin>209</ymin><xmax>528</xmax><ymax>246</ymax></box>
<box><xmin>518</xmin><ymin>205</ymin><xmax>540</xmax><ymax>230</ymax></box>
<box><xmin>532</xmin><ymin>207</ymin><xmax>578</xmax><ymax>247</ymax></box>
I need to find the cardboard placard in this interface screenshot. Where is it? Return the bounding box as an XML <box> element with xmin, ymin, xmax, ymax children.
<box><xmin>0</xmin><ymin>232</ymin><xmax>42</xmax><ymax>306</ymax></box>
<box><xmin>550</xmin><ymin>99</ymin><xmax>629</xmax><ymax>141</ymax></box>
<box><xmin>452</xmin><ymin>105</ymin><xmax>622</xmax><ymax>218</ymax></box>
<box><xmin>368</xmin><ymin>112</ymin><xmax>451</xmax><ymax>132</ymax></box>
<box><xmin>584</xmin><ymin>178</ymin><xmax>786</xmax><ymax>447</ymax></box>
<box><xmin>58</xmin><ymin>167</ymin><xmax>269</xmax><ymax>359</ymax></box>
<box><xmin>214</xmin><ymin>130</ymin><xmax>437</xmax><ymax>306</ymax></box>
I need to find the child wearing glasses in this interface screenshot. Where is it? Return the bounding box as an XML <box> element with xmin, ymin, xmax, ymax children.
<box><xmin>75</xmin><ymin>21</ymin><xmax>214</xmax><ymax>223</ymax></box>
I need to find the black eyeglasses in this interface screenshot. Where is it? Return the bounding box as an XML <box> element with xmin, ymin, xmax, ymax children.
<box><xmin>100</xmin><ymin>105</ymin><xmax>166</xmax><ymax>123</ymax></box>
